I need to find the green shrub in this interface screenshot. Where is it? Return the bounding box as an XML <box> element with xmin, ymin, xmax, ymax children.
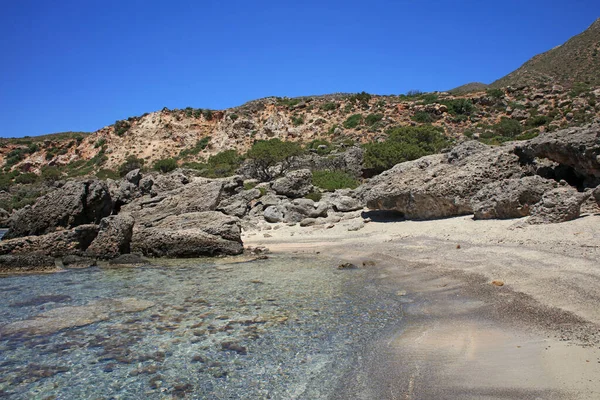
<box><xmin>196</xmin><ymin>150</ymin><xmax>243</xmax><ymax>178</ymax></box>
<box><xmin>312</xmin><ymin>170</ymin><xmax>359</xmax><ymax>191</ymax></box>
<box><xmin>41</xmin><ymin>166</ymin><xmax>62</xmax><ymax>182</ymax></box>
<box><xmin>179</xmin><ymin>137</ymin><xmax>211</xmax><ymax>158</ymax></box>
<box><xmin>243</xmin><ymin>181</ymin><xmax>257</xmax><ymax>190</ymax></box>
<box><xmin>14</xmin><ymin>173</ymin><xmax>37</xmax><ymax>184</ymax></box>
<box><xmin>229</xmin><ymin>113</ymin><xmax>239</xmax><ymax>121</ymax></box>
<box><xmin>411</xmin><ymin>112</ymin><xmax>434</xmax><ymax>123</ymax></box>
<box><xmin>420</xmin><ymin>93</ymin><xmax>439</xmax><ymax>104</ymax></box>
<box><xmin>291</xmin><ymin>115</ymin><xmax>304</xmax><ymax>126</ymax></box>
<box><xmin>486</xmin><ymin>88</ymin><xmax>504</xmax><ymax>99</ymax></box>
<box><xmin>526</xmin><ymin>115</ymin><xmax>549</xmax><ymax>128</ymax></box>
<box><xmin>305</xmin><ymin>191</ymin><xmax>322</xmax><ymax>202</ymax></box>
<box><xmin>96</xmin><ymin>169</ymin><xmax>119</xmax><ymax>180</ymax></box>
<box><xmin>246</xmin><ymin>139</ymin><xmax>303</xmax><ymax>181</ymax></box>
<box><xmin>321</xmin><ymin>102</ymin><xmax>337</xmax><ymax>111</ymax></box>
<box><xmin>95</xmin><ymin>138</ymin><xmax>106</xmax><ymax>148</ymax></box>
<box><xmin>118</xmin><ymin>156</ymin><xmax>145</xmax><ymax>177</ymax></box>
<box><xmin>441</xmin><ymin>98</ymin><xmax>476</xmax><ymax>115</ymax></box>
<box><xmin>305</xmin><ymin>139</ymin><xmax>333</xmax><ymax>155</ymax></box>
<box><xmin>570</xmin><ymin>82</ymin><xmax>590</xmax><ymax>97</ymax></box>
<box><xmin>203</xmin><ymin>110</ymin><xmax>213</xmax><ymax>121</ymax></box>
<box><xmin>153</xmin><ymin>158</ymin><xmax>178</xmax><ymax>173</ymax></box>
<box><xmin>114</xmin><ymin>120</ymin><xmax>130</xmax><ymax>136</ymax></box>
<box><xmin>363</xmin><ymin>125</ymin><xmax>450</xmax><ymax>174</ymax></box>
<box><xmin>349</xmin><ymin>92</ymin><xmax>372</xmax><ymax>105</ymax></box>
<box><xmin>365</xmin><ymin>113</ymin><xmax>383</xmax><ymax>126</ymax></box>
<box><xmin>343</xmin><ymin>114</ymin><xmax>362</xmax><ymax>129</ymax></box>
<box><xmin>493</xmin><ymin>117</ymin><xmax>522</xmax><ymax>138</ymax></box>
<box><xmin>4</xmin><ymin>148</ymin><xmax>27</xmax><ymax>167</ymax></box>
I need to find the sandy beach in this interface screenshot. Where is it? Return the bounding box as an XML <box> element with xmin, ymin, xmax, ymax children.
<box><xmin>244</xmin><ymin>213</ymin><xmax>600</xmax><ymax>399</ymax></box>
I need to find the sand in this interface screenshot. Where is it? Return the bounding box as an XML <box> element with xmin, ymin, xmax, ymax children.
<box><xmin>244</xmin><ymin>213</ymin><xmax>600</xmax><ymax>399</ymax></box>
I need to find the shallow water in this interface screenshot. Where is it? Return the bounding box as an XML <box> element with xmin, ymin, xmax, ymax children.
<box><xmin>0</xmin><ymin>255</ymin><xmax>403</xmax><ymax>399</ymax></box>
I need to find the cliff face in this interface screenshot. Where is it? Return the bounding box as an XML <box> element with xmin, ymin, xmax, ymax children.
<box><xmin>2</xmin><ymin>84</ymin><xmax>599</xmax><ymax>176</ymax></box>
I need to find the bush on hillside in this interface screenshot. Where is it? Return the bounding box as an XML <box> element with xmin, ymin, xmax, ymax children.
<box><xmin>14</xmin><ymin>173</ymin><xmax>37</xmax><ymax>185</ymax></box>
<box><xmin>41</xmin><ymin>166</ymin><xmax>63</xmax><ymax>182</ymax></box>
<box><xmin>343</xmin><ymin>114</ymin><xmax>362</xmax><ymax>129</ymax></box>
<box><xmin>363</xmin><ymin>125</ymin><xmax>450</xmax><ymax>174</ymax></box>
<box><xmin>411</xmin><ymin>111</ymin><xmax>435</xmax><ymax>123</ymax></box>
<box><xmin>153</xmin><ymin>158</ymin><xmax>178</xmax><ymax>173</ymax></box>
<box><xmin>312</xmin><ymin>170</ymin><xmax>359</xmax><ymax>191</ymax></box>
<box><xmin>246</xmin><ymin>139</ymin><xmax>303</xmax><ymax>181</ymax></box>
<box><xmin>118</xmin><ymin>156</ymin><xmax>145</xmax><ymax>177</ymax></box>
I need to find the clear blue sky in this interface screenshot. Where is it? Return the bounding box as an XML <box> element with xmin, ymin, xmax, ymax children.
<box><xmin>1</xmin><ymin>0</ymin><xmax>599</xmax><ymax>137</ymax></box>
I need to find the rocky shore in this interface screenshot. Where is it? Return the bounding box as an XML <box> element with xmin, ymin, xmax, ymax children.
<box><xmin>0</xmin><ymin>124</ymin><xmax>599</xmax><ymax>274</ymax></box>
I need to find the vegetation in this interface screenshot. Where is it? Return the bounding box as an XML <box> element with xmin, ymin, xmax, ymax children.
<box><xmin>363</xmin><ymin>125</ymin><xmax>450</xmax><ymax>174</ymax></box>
<box><xmin>291</xmin><ymin>115</ymin><xmax>304</xmax><ymax>126</ymax></box>
<box><xmin>14</xmin><ymin>173</ymin><xmax>37</xmax><ymax>184</ymax></box>
<box><xmin>118</xmin><ymin>156</ymin><xmax>145</xmax><ymax>177</ymax></box>
<box><xmin>305</xmin><ymin>139</ymin><xmax>333</xmax><ymax>155</ymax></box>
<box><xmin>411</xmin><ymin>112</ymin><xmax>435</xmax><ymax>123</ymax></box>
<box><xmin>365</xmin><ymin>113</ymin><xmax>383</xmax><ymax>126</ymax></box>
<box><xmin>486</xmin><ymin>88</ymin><xmax>504</xmax><ymax>99</ymax></box>
<box><xmin>343</xmin><ymin>114</ymin><xmax>362</xmax><ymax>129</ymax></box>
<box><xmin>312</xmin><ymin>170</ymin><xmax>359</xmax><ymax>191</ymax></box>
<box><xmin>40</xmin><ymin>166</ymin><xmax>63</xmax><ymax>182</ymax></box>
<box><xmin>321</xmin><ymin>102</ymin><xmax>337</xmax><ymax>111</ymax></box>
<box><xmin>114</xmin><ymin>120</ymin><xmax>131</xmax><ymax>136</ymax></box>
<box><xmin>96</xmin><ymin>169</ymin><xmax>119</xmax><ymax>180</ymax></box>
<box><xmin>179</xmin><ymin>137</ymin><xmax>211</xmax><ymax>158</ymax></box>
<box><xmin>246</xmin><ymin>139</ymin><xmax>303</xmax><ymax>181</ymax></box>
<box><xmin>153</xmin><ymin>158</ymin><xmax>178</xmax><ymax>173</ymax></box>
<box><xmin>198</xmin><ymin>150</ymin><xmax>243</xmax><ymax>178</ymax></box>
<box><xmin>95</xmin><ymin>138</ymin><xmax>106</xmax><ymax>148</ymax></box>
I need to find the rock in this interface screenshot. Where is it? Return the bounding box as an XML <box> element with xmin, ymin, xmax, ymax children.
<box><xmin>491</xmin><ymin>280</ymin><xmax>504</xmax><ymax>287</ymax></box>
<box><xmin>4</xmin><ymin>180</ymin><xmax>112</xmax><ymax>239</ymax></box>
<box><xmin>217</xmin><ymin>189</ymin><xmax>262</xmax><ymax>218</ymax></box>
<box><xmin>139</xmin><ymin>175</ymin><xmax>154</xmax><ymax>194</ymax></box>
<box><xmin>516</xmin><ymin>124</ymin><xmax>600</xmax><ymax>187</ymax></box>
<box><xmin>108</xmin><ymin>180</ymin><xmax>141</xmax><ymax>208</ymax></box>
<box><xmin>263</xmin><ymin>205</ymin><xmax>284</xmax><ymax>223</ymax></box>
<box><xmin>362</xmin><ymin>143</ymin><xmax>525</xmax><ymax>220</ymax></box>
<box><xmin>321</xmin><ymin>191</ymin><xmax>363</xmax><ymax>212</ymax></box>
<box><xmin>0</xmin><ymin>225</ymin><xmax>99</xmax><ymax>258</ymax></box>
<box><xmin>148</xmin><ymin>171</ymin><xmax>189</xmax><ymax>196</ymax></box>
<box><xmin>528</xmin><ymin>187</ymin><xmax>588</xmax><ymax>224</ymax></box>
<box><xmin>125</xmin><ymin>169</ymin><xmax>142</xmax><ymax>186</ymax></box>
<box><xmin>86</xmin><ymin>213</ymin><xmax>135</xmax><ymax>259</ymax></box>
<box><xmin>108</xmin><ymin>254</ymin><xmax>147</xmax><ymax>267</ymax></box>
<box><xmin>471</xmin><ymin>176</ymin><xmax>556</xmax><ymax>219</ymax></box>
<box><xmin>131</xmin><ymin>211</ymin><xmax>243</xmax><ymax>257</ymax></box>
<box><xmin>0</xmin><ymin>208</ymin><xmax>10</xmax><ymax>228</ymax></box>
<box><xmin>220</xmin><ymin>341</ymin><xmax>247</xmax><ymax>355</ymax></box>
<box><xmin>299</xmin><ymin>218</ymin><xmax>317</xmax><ymax>227</ymax></box>
<box><xmin>511</xmin><ymin>109</ymin><xmax>530</xmax><ymax>120</ymax></box>
<box><xmin>338</xmin><ymin>263</ymin><xmax>358</xmax><ymax>270</ymax></box>
<box><xmin>592</xmin><ymin>186</ymin><xmax>600</xmax><ymax>206</ymax></box>
<box><xmin>0</xmin><ymin>253</ymin><xmax>57</xmax><ymax>274</ymax></box>
<box><xmin>347</xmin><ymin>219</ymin><xmax>365</xmax><ymax>231</ymax></box>
<box><xmin>62</xmin><ymin>255</ymin><xmax>96</xmax><ymax>269</ymax></box>
<box><xmin>445</xmin><ymin>140</ymin><xmax>489</xmax><ymax>164</ymax></box>
<box><xmin>271</xmin><ymin>169</ymin><xmax>313</xmax><ymax>198</ymax></box>
<box><xmin>0</xmin><ymin>298</ymin><xmax>154</xmax><ymax>337</ymax></box>
<box><xmin>122</xmin><ymin>178</ymin><xmax>225</xmax><ymax>227</ymax></box>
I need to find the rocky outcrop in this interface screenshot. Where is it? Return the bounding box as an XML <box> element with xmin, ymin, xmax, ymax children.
<box><xmin>321</xmin><ymin>190</ymin><xmax>363</xmax><ymax>212</ymax></box>
<box><xmin>0</xmin><ymin>253</ymin><xmax>58</xmax><ymax>274</ymax></box>
<box><xmin>362</xmin><ymin>142</ymin><xmax>526</xmax><ymax>220</ymax></box>
<box><xmin>262</xmin><ymin>197</ymin><xmax>328</xmax><ymax>223</ymax></box>
<box><xmin>517</xmin><ymin>124</ymin><xmax>600</xmax><ymax>187</ymax></box>
<box><xmin>217</xmin><ymin>188</ymin><xmax>262</xmax><ymax>218</ymax></box>
<box><xmin>271</xmin><ymin>169</ymin><xmax>313</xmax><ymax>198</ymax></box>
<box><xmin>527</xmin><ymin>186</ymin><xmax>589</xmax><ymax>224</ymax></box>
<box><xmin>0</xmin><ymin>225</ymin><xmax>99</xmax><ymax>257</ymax></box>
<box><xmin>593</xmin><ymin>186</ymin><xmax>600</xmax><ymax>206</ymax></box>
<box><xmin>131</xmin><ymin>211</ymin><xmax>243</xmax><ymax>257</ymax></box>
<box><xmin>4</xmin><ymin>180</ymin><xmax>112</xmax><ymax>239</ymax></box>
<box><xmin>122</xmin><ymin>178</ymin><xmax>225</xmax><ymax>227</ymax></box>
<box><xmin>86</xmin><ymin>213</ymin><xmax>135</xmax><ymax>259</ymax></box>
<box><xmin>471</xmin><ymin>176</ymin><xmax>556</xmax><ymax>219</ymax></box>
<box><xmin>0</xmin><ymin>208</ymin><xmax>10</xmax><ymax>228</ymax></box>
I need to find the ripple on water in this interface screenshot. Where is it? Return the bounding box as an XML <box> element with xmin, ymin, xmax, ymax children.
<box><xmin>0</xmin><ymin>255</ymin><xmax>403</xmax><ymax>399</ymax></box>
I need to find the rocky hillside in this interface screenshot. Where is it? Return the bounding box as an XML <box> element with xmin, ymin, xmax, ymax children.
<box><xmin>491</xmin><ymin>17</ymin><xmax>600</xmax><ymax>88</ymax></box>
<box><xmin>1</xmin><ymin>84</ymin><xmax>599</xmax><ymax>179</ymax></box>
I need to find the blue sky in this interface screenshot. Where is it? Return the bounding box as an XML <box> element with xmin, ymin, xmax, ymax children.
<box><xmin>1</xmin><ymin>0</ymin><xmax>599</xmax><ymax>137</ymax></box>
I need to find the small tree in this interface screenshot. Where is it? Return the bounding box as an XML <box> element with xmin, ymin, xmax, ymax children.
<box><xmin>118</xmin><ymin>156</ymin><xmax>145</xmax><ymax>177</ymax></box>
<box><xmin>153</xmin><ymin>158</ymin><xmax>178</xmax><ymax>173</ymax></box>
<box><xmin>246</xmin><ymin>139</ymin><xmax>303</xmax><ymax>181</ymax></box>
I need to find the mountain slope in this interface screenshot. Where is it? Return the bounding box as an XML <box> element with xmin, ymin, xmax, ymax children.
<box><xmin>492</xmin><ymin>18</ymin><xmax>600</xmax><ymax>88</ymax></box>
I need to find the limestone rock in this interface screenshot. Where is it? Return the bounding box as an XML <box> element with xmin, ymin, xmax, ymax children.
<box><xmin>0</xmin><ymin>225</ymin><xmax>100</xmax><ymax>258</ymax></box>
<box><xmin>86</xmin><ymin>213</ymin><xmax>135</xmax><ymax>259</ymax></box>
<box><xmin>4</xmin><ymin>180</ymin><xmax>112</xmax><ymax>239</ymax></box>
<box><xmin>271</xmin><ymin>169</ymin><xmax>313</xmax><ymax>198</ymax></box>
<box><xmin>471</xmin><ymin>176</ymin><xmax>556</xmax><ymax>219</ymax></box>
<box><xmin>528</xmin><ymin>187</ymin><xmax>588</xmax><ymax>224</ymax></box>
<box><xmin>0</xmin><ymin>253</ymin><xmax>57</xmax><ymax>274</ymax></box>
<box><xmin>131</xmin><ymin>211</ymin><xmax>243</xmax><ymax>257</ymax></box>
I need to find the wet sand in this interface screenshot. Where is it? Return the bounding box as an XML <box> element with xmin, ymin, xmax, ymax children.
<box><xmin>244</xmin><ymin>214</ymin><xmax>600</xmax><ymax>399</ymax></box>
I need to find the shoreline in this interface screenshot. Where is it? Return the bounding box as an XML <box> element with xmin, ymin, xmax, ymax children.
<box><xmin>245</xmin><ymin>213</ymin><xmax>600</xmax><ymax>399</ymax></box>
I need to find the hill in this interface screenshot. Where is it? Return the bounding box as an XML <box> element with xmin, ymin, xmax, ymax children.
<box><xmin>492</xmin><ymin>18</ymin><xmax>600</xmax><ymax>88</ymax></box>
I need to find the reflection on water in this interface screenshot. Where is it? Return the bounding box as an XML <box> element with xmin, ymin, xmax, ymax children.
<box><xmin>0</xmin><ymin>255</ymin><xmax>402</xmax><ymax>399</ymax></box>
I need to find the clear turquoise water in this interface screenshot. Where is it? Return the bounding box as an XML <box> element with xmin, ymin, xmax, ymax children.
<box><xmin>0</xmin><ymin>255</ymin><xmax>403</xmax><ymax>399</ymax></box>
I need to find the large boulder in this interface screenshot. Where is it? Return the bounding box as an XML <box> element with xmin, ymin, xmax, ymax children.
<box><xmin>516</xmin><ymin>124</ymin><xmax>600</xmax><ymax>187</ymax></box>
<box><xmin>471</xmin><ymin>176</ymin><xmax>556</xmax><ymax>219</ymax></box>
<box><xmin>86</xmin><ymin>213</ymin><xmax>135</xmax><ymax>259</ymax></box>
<box><xmin>131</xmin><ymin>211</ymin><xmax>243</xmax><ymax>257</ymax></box>
<box><xmin>262</xmin><ymin>198</ymin><xmax>328</xmax><ymax>223</ymax></box>
<box><xmin>121</xmin><ymin>178</ymin><xmax>225</xmax><ymax>227</ymax></box>
<box><xmin>527</xmin><ymin>186</ymin><xmax>589</xmax><ymax>224</ymax></box>
<box><xmin>0</xmin><ymin>225</ymin><xmax>100</xmax><ymax>258</ymax></box>
<box><xmin>362</xmin><ymin>142</ymin><xmax>526</xmax><ymax>220</ymax></box>
<box><xmin>321</xmin><ymin>190</ymin><xmax>363</xmax><ymax>212</ymax></box>
<box><xmin>271</xmin><ymin>169</ymin><xmax>313</xmax><ymax>198</ymax></box>
<box><xmin>0</xmin><ymin>208</ymin><xmax>10</xmax><ymax>228</ymax></box>
<box><xmin>4</xmin><ymin>180</ymin><xmax>112</xmax><ymax>239</ymax></box>
<box><xmin>593</xmin><ymin>186</ymin><xmax>600</xmax><ymax>206</ymax></box>
<box><xmin>217</xmin><ymin>189</ymin><xmax>262</xmax><ymax>218</ymax></box>
<box><xmin>0</xmin><ymin>253</ymin><xmax>58</xmax><ymax>274</ymax></box>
